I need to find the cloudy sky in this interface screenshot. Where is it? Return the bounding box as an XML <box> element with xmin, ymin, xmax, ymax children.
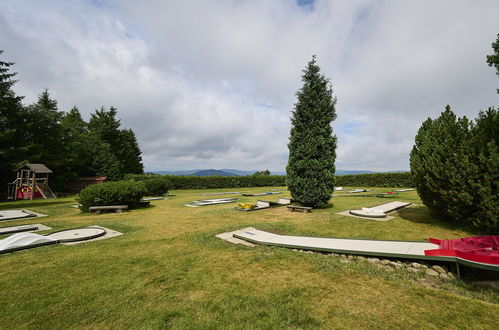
<box><xmin>1</xmin><ymin>0</ymin><xmax>498</xmax><ymax>172</ymax></box>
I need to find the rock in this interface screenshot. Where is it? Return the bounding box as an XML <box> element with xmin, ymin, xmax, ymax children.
<box><xmin>340</xmin><ymin>259</ymin><xmax>350</xmax><ymax>263</ymax></box>
<box><xmin>367</xmin><ymin>258</ymin><xmax>380</xmax><ymax>264</ymax></box>
<box><xmin>383</xmin><ymin>266</ymin><xmax>394</xmax><ymax>272</ymax></box>
<box><xmin>292</xmin><ymin>249</ymin><xmax>298</xmax><ymax>252</ymax></box>
<box><xmin>425</xmin><ymin>269</ymin><xmax>439</xmax><ymax>277</ymax></box>
<box><xmin>432</xmin><ymin>265</ymin><xmax>447</xmax><ymax>274</ymax></box>
<box><xmin>357</xmin><ymin>256</ymin><xmax>366</xmax><ymax>261</ymax></box>
<box><xmin>411</xmin><ymin>262</ymin><xmax>423</xmax><ymax>268</ymax></box>
<box><xmin>439</xmin><ymin>273</ymin><xmax>450</xmax><ymax>280</ymax></box>
<box><xmin>447</xmin><ymin>272</ymin><xmax>455</xmax><ymax>279</ymax></box>
<box><xmin>330</xmin><ymin>253</ymin><xmax>339</xmax><ymax>257</ymax></box>
<box><xmin>305</xmin><ymin>251</ymin><xmax>313</xmax><ymax>254</ymax></box>
<box><xmin>380</xmin><ymin>259</ymin><xmax>391</xmax><ymax>265</ymax></box>
<box><xmin>390</xmin><ymin>262</ymin><xmax>403</xmax><ymax>268</ymax></box>
<box><xmin>407</xmin><ymin>267</ymin><xmax>420</xmax><ymax>273</ymax></box>
<box><xmin>420</xmin><ymin>264</ymin><xmax>429</xmax><ymax>269</ymax></box>
<box><xmin>347</xmin><ymin>255</ymin><xmax>354</xmax><ymax>260</ymax></box>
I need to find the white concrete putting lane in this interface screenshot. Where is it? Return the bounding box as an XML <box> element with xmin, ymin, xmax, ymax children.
<box><xmin>234</xmin><ymin>229</ymin><xmax>439</xmax><ymax>256</ymax></box>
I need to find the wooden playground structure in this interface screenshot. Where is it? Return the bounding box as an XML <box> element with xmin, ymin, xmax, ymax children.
<box><xmin>7</xmin><ymin>164</ymin><xmax>56</xmax><ymax>200</ymax></box>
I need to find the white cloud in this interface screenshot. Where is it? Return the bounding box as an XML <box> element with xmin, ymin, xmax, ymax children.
<box><xmin>1</xmin><ymin>0</ymin><xmax>498</xmax><ymax>172</ymax></box>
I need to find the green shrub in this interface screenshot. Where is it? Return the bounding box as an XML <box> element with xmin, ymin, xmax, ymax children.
<box><xmin>77</xmin><ymin>180</ymin><xmax>147</xmax><ymax>212</ymax></box>
<box><xmin>143</xmin><ymin>178</ymin><xmax>172</xmax><ymax>196</ymax></box>
<box><xmin>124</xmin><ymin>173</ymin><xmax>160</xmax><ymax>181</ymax></box>
<box><xmin>335</xmin><ymin>172</ymin><xmax>413</xmax><ymax>188</ymax></box>
<box><xmin>164</xmin><ymin>175</ymin><xmax>286</xmax><ymax>189</ymax></box>
<box><xmin>410</xmin><ymin>106</ymin><xmax>498</xmax><ymax>233</ymax></box>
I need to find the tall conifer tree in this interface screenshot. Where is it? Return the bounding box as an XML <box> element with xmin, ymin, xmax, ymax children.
<box><xmin>286</xmin><ymin>56</ymin><xmax>337</xmax><ymax>207</ymax></box>
<box><xmin>0</xmin><ymin>50</ymin><xmax>27</xmax><ymax>199</ymax></box>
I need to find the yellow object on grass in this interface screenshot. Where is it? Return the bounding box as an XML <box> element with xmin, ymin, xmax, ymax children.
<box><xmin>238</xmin><ymin>203</ymin><xmax>255</xmax><ymax>209</ymax></box>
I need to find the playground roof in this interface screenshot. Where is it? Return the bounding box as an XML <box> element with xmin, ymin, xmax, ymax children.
<box><xmin>15</xmin><ymin>164</ymin><xmax>53</xmax><ymax>174</ymax></box>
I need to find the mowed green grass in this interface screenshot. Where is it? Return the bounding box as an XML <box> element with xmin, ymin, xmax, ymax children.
<box><xmin>0</xmin><ymin>187</ymin><xmax>497</xmax><ymax>329</ymax></box>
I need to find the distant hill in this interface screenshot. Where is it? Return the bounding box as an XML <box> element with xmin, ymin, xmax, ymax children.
<box><xmin>190</xmin><ymin>169</ymin><xmax>236</xmax><ymax>176</ymax></box>
<box><xmin>151</xmin><ymin>169</ymin><xmax>408</xmax><ymax>176</ymax></box>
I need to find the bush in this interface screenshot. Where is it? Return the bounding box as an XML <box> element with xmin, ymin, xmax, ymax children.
<box><xmin>124</xmin><ymin>173</ymin><xmax>160</xmax><ymax>181</ymax></box>
<box><xmin>77</xmin><ymin>180</ymin><xmax>147</xmax><ymax>212</ymax></box>
<box><xmin>143</xmin><ymin>178</ymin><xmax>172</xmax><ymax>196</ymax></box>
<box><xmin>410</xmin><ymin>106</ymin><xmax>498</xmax><ymax>233</ymax></box>
<box><xmin>335</xmin><ymin>172</ymin><xmax>413</xmax><ymax>188</ymax></box>
<box><xmin>164</xmin><ymin>175</ymin><xmax>286</xmax><ymax>189</ymax></box>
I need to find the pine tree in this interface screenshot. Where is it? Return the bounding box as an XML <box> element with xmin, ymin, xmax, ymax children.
<box><xmin>0</xmin><ymin>50</ymin><xmax>30</xmax><ymax>199</ymax></box>
<box><xmin>466</xmin><ymin>108</ymin><xmax>498</xmax><ymax>231</ymax></box>
<box><xmin>410</xmin><ymin>106</ymin><xmax>498</xmax><ymax>232</ymax></box>
<box><xmin>410</xmin><ymin>106</ymin><xmax>471</xmax><ymax>222</ymax></box>
<box><xmin>82</xmin><ymin>132</ymin><xmax>123</xmax><ymax>181</ymax></box>
<box><xmin>286</xmin><ymin>56</ymin><xmax>337</xmax><ymax>207</ymax></box>
<box><xmin>60</xmin><ymin>106</ymin><xmax>89</xmax><ymax>181</ymax></box>
<box><xmin>88</xmin><ymin>106</ymin><xmax>144</xmax><ymax>176</ymax></box>
<box><xmin>118</xmin><ymin>129</ymin><xmax>144</xmax><ymax>174</ymax></box>
<box><xmin>486</xmin><ymin>33</ymin><xmax>499</xmax><ymax>93</ymax></box>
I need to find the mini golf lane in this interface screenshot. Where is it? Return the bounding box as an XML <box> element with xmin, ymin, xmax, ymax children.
<box><xmin>0</xmin><ymin>227</ymin><xmax>114</xmax><ymax>254</ymax></box>
<box><xmin>233</xmin><ymin>229</ymin><xmax>499</xmax><ymax>272</ymax></box>
<box><xmin>0</xmin><ymin>210</ymin><xmax>37</xmax><ymax>221</ymax></box>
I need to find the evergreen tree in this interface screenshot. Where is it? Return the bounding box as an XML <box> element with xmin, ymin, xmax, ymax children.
<box><xmin>410</xmin><ymin>106</ymin><xmax>471</xmax><ymax>222</ymax></box>
<box><xmin>88</xmin><ymin>106</ymin><xmax>122</xmax><ymax>153</ymax></box>
<box><xmin>410</xmin><ymin>106</ymin><xmax>498</xmax><ymax>232</ymax></box>
<box><xmin>60</xmin><ymin>106</ymin><xmax>89</xmax><ymax>180</ymax></box>
<box><xmin>88</xmin><ymin>106</ymin><xmax>144</xmax><ymax>176</ymax></box>
<box><xmin>286</xmin><ymin>56</ymin><xmax>337</xmax><ymax>207</ymax></box>
<box><xmin>486</xmin><ymin>33</ymin><xmax>499</xmax><ymax>93</ymax></box>
<box><xmin>0</xmin><ymin>50</ymin><xmax>27</xmax><ymax>199</ymax></box>
<box><xmin>24</xmin><ymin>90</ymin><xmax>68</xmax><ymax>190</ymax></box>
<box><xmin>83</xmin><ymin>132</ymin><xmax>123</xmax><ymax>180</ymax></box>
<box><xmin>465</xmin><ymin>108</ymin><xmax>498</xmax><ymax>231</ymax></box>
<box><xmin>118</xmin><ymin>129</ymin><xmax>144</xmax><ymax>174</ymax></box>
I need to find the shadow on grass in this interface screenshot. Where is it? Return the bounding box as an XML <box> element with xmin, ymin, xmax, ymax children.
<box><xmin>397</xmin><ymin>206</ymin><xmax>481</xmax><ymax>234</ymax></box>
<box><xmin>0</xmin><ymin>200</ymin><xmax>71</xmax><ymax>210</ymax></box>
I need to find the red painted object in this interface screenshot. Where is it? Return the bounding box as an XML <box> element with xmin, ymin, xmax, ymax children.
<box><xmin>16</xmin><ymin>187</ymin><xmax>42</xmax><ymax>200</ymax></box>
<box><xmin>425</xmin><ymin>236</ymin><xmax>499</xmax><ymax>265</ymax></box>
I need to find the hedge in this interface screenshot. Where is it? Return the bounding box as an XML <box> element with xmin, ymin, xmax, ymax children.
<box><xmin>143</xmin><ymin>178</ymin><xmax>172</xmax><ymax>196</ymax></box>
<box><xmin>335</xmin><ymin>172</ymin><xmax>413</xmax><ymax>188</ymax></box>
<box><xmin>125</xmin><ymin>174</ymin><xmax>286</xmax><ymax>189</ymax></box>
<box><xmin>77</xmin><ymin>180</ymin><xmax>147</xmax><ymax>212</ymax></box>
<box><xmin>123</xmin><ymin>172</ymin><xmax>413</xmax><ymax>189</ymax></box>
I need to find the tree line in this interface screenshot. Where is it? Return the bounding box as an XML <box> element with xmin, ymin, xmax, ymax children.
<box><xmin>0</xmin><ymin>50</ymin><xmax>143</xmax><ymax>199</ymax></box>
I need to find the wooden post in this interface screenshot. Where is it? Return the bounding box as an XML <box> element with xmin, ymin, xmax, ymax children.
<box><xmin>31</xmin><ymin>171</ymin><xmax>35</xmax><ymax>200</ymax></box>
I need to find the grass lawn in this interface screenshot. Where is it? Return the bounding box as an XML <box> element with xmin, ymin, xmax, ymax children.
<box><xmin>0</xmin><ymin>187</ymin><xmax>498</xmax><ymax>328</ymax></box>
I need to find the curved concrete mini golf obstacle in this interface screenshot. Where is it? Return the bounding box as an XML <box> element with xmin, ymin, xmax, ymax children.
<box><xmin>236</xmin><ymin>198</ymin><xmax>291</xmax><ymax>211</ymax></box>
<box><xmin>242</xmin><ymin>192</ymin><xmax>282</xmax><ymax>197</ymax></box>
<box><xmin>343</xmin><ymin>201</ymin><xmax>412</xmax><ymax>220</ymax></box>
<box><xmin>0</xmin><ymin>224</ymin><xmax>52</xmax><ymax>235</ymax></box>
<box><xmin>186</xmin><ymin>198</ymin><xmax>238</xmax><ymax>207</ymax></box>
<box><xmin>0</xmin><ymin>226</ymin><xmax>120</xmax><ymax>254</ymax></box>
<box><xmin>0</xmin><ymin>209</ymin><xmax>44</xmax><ymax>221</ymax></box>
<box><xmin>227</xmin><ymin>228</ymin><xmax>499</xmax><ymax>272</ymax></box>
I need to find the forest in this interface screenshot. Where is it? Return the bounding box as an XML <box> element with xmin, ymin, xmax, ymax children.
<box><xmin>0</xmin><ymin>50</ymin><xmax>143</xmax><ymax>199</ymax></box>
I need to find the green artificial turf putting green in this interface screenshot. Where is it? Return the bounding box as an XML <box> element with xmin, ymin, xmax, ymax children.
<box><xmin>0</xmin><ymin>187</ymin><xmax>497</xmax><ymax>328</ymax></box>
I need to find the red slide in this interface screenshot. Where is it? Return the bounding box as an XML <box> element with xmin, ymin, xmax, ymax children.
<box><xmin>425</xmin><ymin>236</ymin><xmax>499</xmax><ymax>266</ymax></box>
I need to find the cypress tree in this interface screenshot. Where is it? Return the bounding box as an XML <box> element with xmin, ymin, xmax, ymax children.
<box><xmin>286</xmin><ymin>56</ymin><xmax>337</xmax><ymax>208</ymax></box>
